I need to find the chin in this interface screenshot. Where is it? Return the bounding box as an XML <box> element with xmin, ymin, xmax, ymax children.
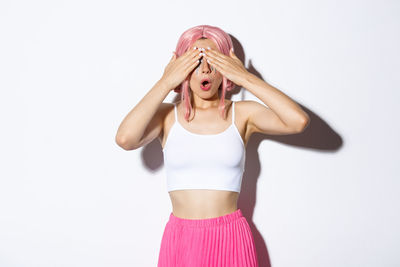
<box><xmin>194</xmin><ymin>87</ymin><xmax>218</xmax><ymax>97</ymax></box>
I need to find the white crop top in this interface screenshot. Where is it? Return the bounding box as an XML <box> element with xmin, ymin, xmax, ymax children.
<box><xmin>162</xmin><ymin>101</ymin><xmax>246</xmax><ymax>193</ymax></box>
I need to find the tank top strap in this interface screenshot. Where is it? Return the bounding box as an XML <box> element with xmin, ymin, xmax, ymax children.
<box><xmin>232</xmin><ymin>101</ymin><xmax>235</xmax><ymax>124</ymax></box>
<box><xmin>173</xmin><ymin>103</ymin><xmax>178</xmax><ymax>122</ymax></box>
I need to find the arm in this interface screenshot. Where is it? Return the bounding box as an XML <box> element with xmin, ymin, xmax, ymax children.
<box><xmin>202</xmin><ymin>47</ymin><xmax>309</xmax><ymax>136</ymax></box>
<box><xmin>242</xmin><ymin>73</ymin><xmax>310</xmax><ymax>136</ymax></box>
<box><xmin>115</xmin><ymin>79</ymin><xmax>171</xmax><ymax>150</ymax></box>
<box><xmin>115</xmin><ymin>47</ymin><xmax>205</xmax><ymax>150</ymax></box>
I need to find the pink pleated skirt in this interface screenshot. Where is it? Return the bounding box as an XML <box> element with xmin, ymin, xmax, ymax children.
<box><xmin>157</xmin><ymin>208</ymin><xmax>258</xmax><ymax>267</ymax></box>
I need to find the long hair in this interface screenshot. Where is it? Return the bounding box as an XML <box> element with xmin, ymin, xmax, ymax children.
<box><xmin>173</xmin><ymin>25</ymin><xmax>235</xmax><ymax>121</ymax></box>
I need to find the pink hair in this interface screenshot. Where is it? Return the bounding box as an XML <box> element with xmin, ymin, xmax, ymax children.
<box><xmin>173</xmin><ymin>25</ymin><xmax>235</xmax><ymax>121</ymax></box>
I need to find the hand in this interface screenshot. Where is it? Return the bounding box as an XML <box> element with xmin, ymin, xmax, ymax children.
<box><xmin>203</xmin><ymin>47</ymin><xmax>250</xmax><ymax>88</ymax></box>
<box><xmin>160</xmin><ymin>47</ymin><xmax>202</xmax><ymax>91</ymax></box>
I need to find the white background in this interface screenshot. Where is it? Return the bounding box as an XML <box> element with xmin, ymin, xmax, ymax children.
<box><xmin>1</xmin><ymin>0</ymin><xmax>399</xmax><ymax>266</ymax></box>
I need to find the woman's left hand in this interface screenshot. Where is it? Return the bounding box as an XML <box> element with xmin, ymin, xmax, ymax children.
<box><xmin>203</xmin><ymin>47</ymin><xmax>250</xmax><ymax>88</ymax></box>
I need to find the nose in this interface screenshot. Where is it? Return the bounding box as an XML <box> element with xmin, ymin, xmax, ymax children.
<box><xmin>200</xmin><ymin>57</ymin><xmax>211</xmax><ymax>73</ymax></box>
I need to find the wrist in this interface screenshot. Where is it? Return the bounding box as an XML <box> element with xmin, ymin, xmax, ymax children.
<box><xmin>241</xmin><ymin>72</ymin><xmax>257</xmax><ymax>88</ymax></box>
<box><xmin>156</xmin><ymin>78</ymin><xmax>173</xmax><ymax>94</ymax></box>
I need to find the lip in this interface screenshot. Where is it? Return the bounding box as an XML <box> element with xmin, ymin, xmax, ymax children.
<box><xmin>200</xmin><ymin>78</ymin><xmax>212</xmax><ymax>91</ymax></box>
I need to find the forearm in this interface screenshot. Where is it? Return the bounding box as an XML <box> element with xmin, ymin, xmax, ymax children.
<box><xmin>115</xmin><ymin>79</ymin><xmax>171</xmax><ymax>144</ymax></box>
<box><xmin>242</xmin><ymin>73</ymin><xmax>309</xmax><ymax>128</ymax></box>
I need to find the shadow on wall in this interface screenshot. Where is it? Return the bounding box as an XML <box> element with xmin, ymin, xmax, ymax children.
<box><xmin>140</xmin><ymin>35</ymin><xmax>343</xmax><ymax>267</ymax></box>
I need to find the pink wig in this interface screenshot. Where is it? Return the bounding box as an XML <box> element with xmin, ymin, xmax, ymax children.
<box><xmin>173</xmin><ymin>25</ymin><xmax>235</xmax><ymax>121</ymax></box>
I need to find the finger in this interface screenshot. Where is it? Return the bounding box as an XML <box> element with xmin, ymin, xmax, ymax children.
<box><xmin>183</xmin><ymin>47</ymin><xmax>203</xmax><ymax>64</ymax></box>
<box><xmin>204</xmin><ymin>49</ymin><xmax>226</xmax><ymax>64</ymax></box>
<box><xmin>204</xmin><ymin>51</ymin><xmax>224</xmax><ymax>66</ymax></box>
<box><xmin>183</xmin><ymin>52</ymin><xmax>201</xmax><ymax>68</ymax></box>
<box><xmin>184</xmin><ymin>46</ymin><xmax>200</xmax><ymax>58</ymax></box>
<box><xmin>174</xmin><ymin>47</ymin><xmax>195</xmax><ymax>61</ymax></box>
<box><xmin>191</xmin><ymin>46</ymin><xmax>203</xmax><ymax>59</ymax></box>
<box><xmin>171</xmin><ymin>51</ymin><xmax>177</xmax><ymax>61</ymax></box>
<box><xmin>229</xmin><ymin>48</ymin><xmax>237</xmax><ymax>58</ymax></box>
<box><xmin>208</xmin><ymin>51</ymin><xmax>226</xmax><ymax>63</ymax></box>
<box><xmin>205</xmin><ymin>57</ymin><xmax>224</xmax><ymax>74</ymax></box>
<box><xmin>205</xmin><ymin>47</ymin><xmax>224</xmax><ymax>56</ymax></box>
<box><xmin>191</xmin><ymin>47</ymin><xmax>203</xmax><ymax>59</ymax></box>
<box><xmin>230</xmin><ymin>49</ymin><xmax>241</xmax><ymax>62</ymax></box>
<box><xmin>186</xmin><ymin>56</ymin><xmax>202</xmax><ymax>74</ymax></box>
<box><xmin>187</xmin><ymin>53</ymin><xmax>202</xmax><ymax>68</ymax></box>
<box><xmin>176</xmin><ymin>47</ymin><xmax>196</xmax><ymax>65</ymax></box>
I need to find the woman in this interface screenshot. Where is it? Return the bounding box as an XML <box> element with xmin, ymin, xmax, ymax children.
<box><xmin>115</xmin><ymin>25</ymin><xmax>310</xmax><ymax>267</ymax></box>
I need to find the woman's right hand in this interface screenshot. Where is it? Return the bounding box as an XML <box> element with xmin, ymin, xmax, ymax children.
<box><xmin>160</xmin><ymin>47</ymin><xmax>203</xmax><ymax>91</ymax></box>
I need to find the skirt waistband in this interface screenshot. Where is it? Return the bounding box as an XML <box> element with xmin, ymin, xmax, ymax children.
<box><xmin>168</xmin><ymin>208</ymin><xmax>243</xmax><ymax>228</ymax></box>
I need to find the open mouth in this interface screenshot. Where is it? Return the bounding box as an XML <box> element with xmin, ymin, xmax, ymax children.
<box><xmin>200</xmin><ymin>78</ymin><xmax>212</xmax><ymax>90</ymax></box>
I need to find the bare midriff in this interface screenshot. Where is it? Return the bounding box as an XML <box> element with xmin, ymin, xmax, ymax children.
<box><xmin>168</xmin><ymin>189</ymin><xmax>240</xmax><ymax>219</ymax></box>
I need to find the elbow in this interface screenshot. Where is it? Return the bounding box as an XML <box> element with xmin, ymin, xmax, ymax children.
<box><xmin>294</xmin><ymin>115</ymin><xmax>310</xmax><ymax>133</ymax></box>
<box><xmin>115</xmin><ymin>135</ymin><xmax>138</xmax><ymax>151</ymax></box>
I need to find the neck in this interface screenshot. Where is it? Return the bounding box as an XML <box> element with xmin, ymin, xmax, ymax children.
<box><xmin>191</xmin><ymin>92</ymin><xmax>224</xmax><ymax>110</ymax></box>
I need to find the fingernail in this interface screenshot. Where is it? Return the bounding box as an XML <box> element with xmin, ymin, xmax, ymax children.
<box><xmin>207</xmin><ymin>47</ymin><xmax>211</xmax><ymax>50</ymax></box>
<box><xmin>193</xmin><ymin>46</ymin><xmax>197</xmax><ymax>50</ymax></box>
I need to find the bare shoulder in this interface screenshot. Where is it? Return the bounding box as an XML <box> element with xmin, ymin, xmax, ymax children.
<box><xmin>130</xmin><ymin>102</ymin><xmax>174</xmax><ymax>150</ymax></box>
<box><xmin>159</xmin><ymin>102</ymin><xmax>175</xmax><ymax>130</ymax></box>
<box><xmin>159</xmin><ymin>102</ymin><xmax>177</xmax><ymax>149</ymax></box>
<box><xmin>234</xmin><ymin>99</ymin><xmax>267</xmax><ymax>111</ymax></box>
<box><xmin>155</xmin><ymin>102</ymin><xmax>175</xmax><ymax>128</ymax></box>
<box><xmin>159</xmin><ymin>102</ymin><xmax>175</xmax><ymax>114</ymax></box>
<box><xmin>232</xmin><ymin>100</ymin><xmax>259</xmax><ymax>146</ymax></box>
<box><xmin>234</xmin><ymin>99</ymin><xmax>266</xmax><ymax>123</ymax></box>
<box><xmin>235</xmin><ymin>99</ymin><xmax>301</xmax><ymax>136</ymax></box>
